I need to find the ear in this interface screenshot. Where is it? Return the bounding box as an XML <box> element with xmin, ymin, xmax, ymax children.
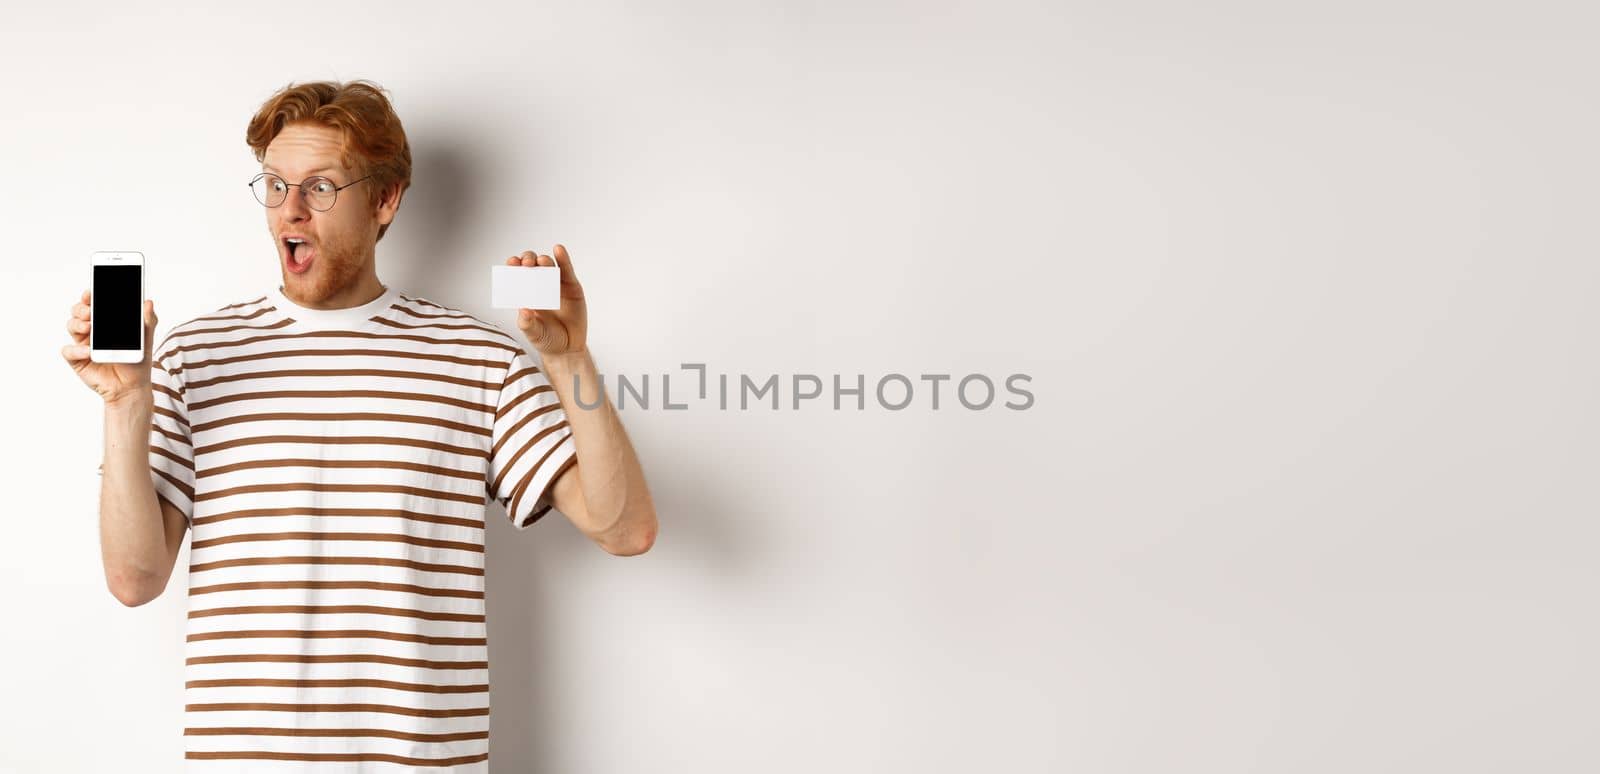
<box><xmin>375</xmin><ymin>180</ymin><xmax>404</xmax><ymax>226</ymax></box>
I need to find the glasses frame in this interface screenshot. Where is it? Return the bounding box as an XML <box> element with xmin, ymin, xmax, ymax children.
<box><xmin>248</xmin><ymin>172</ymin><xmax>372</xmax><ymax>211</ymax></box>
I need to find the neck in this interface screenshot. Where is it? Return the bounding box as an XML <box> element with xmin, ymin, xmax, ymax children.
<box><xmin>282</xmin><ymin>270</ymin><xmax>386</xmax><ymax>310</ymax></box>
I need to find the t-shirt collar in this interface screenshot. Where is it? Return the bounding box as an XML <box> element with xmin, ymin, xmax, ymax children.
<box><xmin>271</xmin><ymin>283</ymin><xmax>402</xmax><ymax>331</ymax></box>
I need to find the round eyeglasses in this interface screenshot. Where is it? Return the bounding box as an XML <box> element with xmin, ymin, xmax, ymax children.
<box><xmin>248</xmin><ymin>172</ymin><xmax>371</xmax><ymax>211</ymax></box>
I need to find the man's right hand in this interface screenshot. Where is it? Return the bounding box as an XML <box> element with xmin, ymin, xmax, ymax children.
<box><xmin>61</xmin><ymin>288</ymin><xmax>159</xmax><ymax>409</ymax></box>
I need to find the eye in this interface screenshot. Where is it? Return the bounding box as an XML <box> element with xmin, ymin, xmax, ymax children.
<box><xmin>268</xmin><ymin>177</ymin><xmax>287</xmax><ymax>192</ymax></box>
<box><xmin>309</xmin><ymin>178</ymin><xmax>337</xmax><ymax>195</ymax></box>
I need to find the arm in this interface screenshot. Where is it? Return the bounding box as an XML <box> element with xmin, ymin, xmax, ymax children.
<box><xmin>100</xmin><ymin>398</ymin><xmax>189</xmax><ymax>606</ymax></box>
<box><xmin>64</xmin><ymin>290</ymin><xmax>188</xmax><ymax>606</ymax></box>
<box><xmin>509</xmin><ymin>244</ymin><xmax>658</xmax><ymax>556</ymax></box>
<box><xmin>542</xmin><ymin>349</ymin><xmax>657</xmax><ymax>555</ymax></box>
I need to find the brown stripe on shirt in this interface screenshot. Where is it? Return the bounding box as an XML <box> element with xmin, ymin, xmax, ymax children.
<box><xmin>191</xmin><ymin>507</ymin><xmax>483</xmax><ymax>530</ymax></box>
<box><xmin>191</xmin><ymin>530</ymin><xmax>483</xmax><ymax>554</ymax></box>
<box><xmin>390</xmin><ymin>304</ymin><xmax>474</xmax><ymax>321</ymax></box>
<box><xmin>185</xmin><ymin>677</ymin><xmax>488</xmax><ymax>693</ymax></box>
<box><xmin>151</xmin><ymin>424</ymin><xmax>191</xmax><ymax>446</ymax></box>
<box><xmin>489</xmin><ymin>403</ymin><xmax>563</xmax><ymax>459</ymax></box>
<box><xmin>196</xmin><ymin>457</ymin><xmax>484</xmax><ymax>483</ymax></box>
<box><xmin>194</xmin><ymin>434</ymin><xmax>488</xmax><ymax>460</ymax></box>
<box><xmin>191</xmin><ymin>411</ymin><xmax>493</xmax><ymax>437</ymax></box>
<box><xmin>398</xmin><ymin>293</ymin><xmax>450</xmax><ymax>310</ymax></box>
<box><xmin>214</xmin><ymin>296</ymin><xmax>270</xmax><ymax>311</ymax></box>
<box><xmin>509</xmin><ymin>430</ymin><xmax>575</xmax><ymax>520</ymax></box>
<box><xmin>190</xmin><ymin>306</ymin><xmax>276</xmax><ymax>324</ymax></box>
<box><xmin>186</xmin><ymin>630</ymin><xmax>488</xmax><ymax>646</ymax></box>
<box><xmin>494</xmin><ymin>384</ymin><xmax>553</xmax><ymax>422</ymax></box>
<box><xmin>180</xmin><ymin>317</ymin><xmax>296</xmax><ymax>339</ymax></box>
<box><xmin>188</xmin><ymin>605</ymin><xmax>485</xmax><ymax>623</ymax></box>
<box><xmin>185</xmin><ymin>751</ymin><xmax>490</xmax><ymax>766</ymax></box>
<box><xmin>194</xmin><ymin>481</ymin><xmax>486</xmax><ymax>505</ymax></box>
<box><xmin>150</xmin><ymin>444</ymin><xmax>195</xmax><ymax>471</ymax></box>
<box><xmin>189</xmin><ymin>556</ymin><xmax>484</xmax><ymax>577</ymax></box>
<box><xmin>490</xmin><ymin>421</ymin><xmax>568</xmax><ymax>495</ymax></box>
<box><xmin>185</xmin><ymin>702</ymin><xmax>489</xmax><ymax>718</ymax></box>
<box><xmin>522</xmin><ymin>453</ymin><xmax>578</xmax><ymax>527</ymax></box>
<box><xmin>184</xmin><ymin>726</ymin><xmax>488</xmax><ymax>741</ymax></box>
<box><xmin>190</xmin><ymin>388</ymin><xmax>494</xmax><ymax>414</ymax></box>
<box><xmin>188</xmin><ymin>579</ymin><xmax>484</xmax><ymax>600</ymax></box>
<box><xmin>186</xmin><ymin>653</ymin><xmax>487</xmax><ymax>669</ymax></box>
<box><xmin>186</xmin><ymin>368</ymin><xmax>501</xmax><ymax>393</ymax></box>
<box><xmin>162</xmin><ymin>329</ymin><xmax>520</xmax><ymax>363</ymax></box>
<box><xmin>184</xmin><ymin>347</ymin><xmax>504</xmax><ymax>373</ymax></box>
<box><xmin>154</xmin><ymin>404</ymin><xmax>190</xmax><ymax>429</ymax></box>
<box><xmin>371</xmin><ymin>316</ymin><xmax>502</xmax><ymax>337</ymax></box>
<box><xmin>154</xmin><ymin>467</ymin><xmax>196</xmax><ymax>500</ymax></box>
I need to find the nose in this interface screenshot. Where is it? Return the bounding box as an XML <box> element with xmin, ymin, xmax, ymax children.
<box><xmin>280</xmin><ymin>184</ymin><xmax>313</xmax><ymax>220</ymax></box>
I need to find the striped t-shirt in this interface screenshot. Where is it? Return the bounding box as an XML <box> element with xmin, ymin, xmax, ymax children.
<box><xmin>146</xmin><ymin>283</ymin><xmax>577</xmax><ymax>771</ymax></box>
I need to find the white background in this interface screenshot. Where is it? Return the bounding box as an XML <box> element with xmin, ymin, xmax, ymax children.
<box><xmin>5</xmin><ymin>1</ymin><xmax>1597</xmax><ymax>771</ymax></box>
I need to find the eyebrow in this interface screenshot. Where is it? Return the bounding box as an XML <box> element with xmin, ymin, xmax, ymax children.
<box><xmin>263</xmin><ymin>164</ymin><xmax>338</xmax><ymax>176</ymax></box>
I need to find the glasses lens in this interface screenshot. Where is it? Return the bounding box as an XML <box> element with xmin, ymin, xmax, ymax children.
<box><xmin>251</xmin><ymin>174</ymin><xmax>287</xmax><ymax>207</ymax></box>
<box><xmin>305</xmin><ymin>177</ymin><xmax>338</xmax><ymax>211</ymax></box>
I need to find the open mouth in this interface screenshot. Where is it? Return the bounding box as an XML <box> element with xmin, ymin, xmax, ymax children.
<box><xmin>283</xmin><ymin>237</ymin><xmax>316</xmax><ymax>274</ymax></box>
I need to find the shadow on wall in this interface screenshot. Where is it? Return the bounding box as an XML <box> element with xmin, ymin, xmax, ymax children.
<box><xmin>388</xmin><ymin>125</ymin><xmax>764</xmax><ymax>772</ymax></box>
<box><xmin>382</xmin><ymin>128</ymin><xmax>482</xmax><ymax>296</ymax></box>
<box><xmin>480</xmin><ymin>459</ymin><xmax>755</xmax><ymax>772</ymax></box>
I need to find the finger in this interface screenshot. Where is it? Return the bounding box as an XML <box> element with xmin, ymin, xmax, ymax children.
<box><xmin>144</xmin><ymin>300</ymin><xmax>158</xmax><ymax>354</ymax></box>
<box><xmin>517</xmin><ymin>307</ymin><xmax>544</xmax><ymax>338</ymax></box>
<box><xmin>536</xmin><ymin>253</ymin><xmax>554</xmax><ymax>268</ymax></box>
<box><xmin>61</xmin><ymin>343</ymin><xmax>89</xmax><ymax>363</ymax></box>
<box><xmin>553</xmin><ymin>244</ymin><xmax>578</xmax><ymax>284</ymax></box>
<box><xmin>67</xmin><ymin>317</ymin><xmax>89</xmax><ymax>343</ymax></box>
<box><xmin>519</xmin><ymin>250</ymin><xmax>537</xmax><ymax>267</ymax></box>
<box><xmin>73</xmin><ymin>302</ymin><xmax>89</xmax><ymax>320</ymax></box>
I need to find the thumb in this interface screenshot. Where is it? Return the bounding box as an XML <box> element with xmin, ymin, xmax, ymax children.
<box><xmin>144</xmin><ymin>300</ymin><xmax>158</xmax><ymax>357</ymax></box>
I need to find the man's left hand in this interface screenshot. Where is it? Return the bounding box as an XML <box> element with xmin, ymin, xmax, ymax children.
<box><xmin>509</xmin><ymin>244</ymin><xmax>588</xmax><ymax>358</ymax></box>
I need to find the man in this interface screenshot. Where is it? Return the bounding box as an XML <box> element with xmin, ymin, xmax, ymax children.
<box><xmin>59</xmin><ymin>79</ymin><xmax>658</xmax><ymax>770</ymax></box>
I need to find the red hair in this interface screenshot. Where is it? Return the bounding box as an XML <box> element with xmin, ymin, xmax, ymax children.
<box><xmin>245</xmin><ymin>79</ymin><xmax>412</xmax><ymax>242</ymax></box>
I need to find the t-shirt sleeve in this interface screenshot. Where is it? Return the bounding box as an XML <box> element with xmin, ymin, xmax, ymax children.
<box><xmin>487</xmin><ymin>346</ymin><xmax>578</xmax><ymax>529</ymax></box>
<box><xmin>148</xmin><ymin>337</ymin><xmax>196</xmax><ymax>526</ymax></box>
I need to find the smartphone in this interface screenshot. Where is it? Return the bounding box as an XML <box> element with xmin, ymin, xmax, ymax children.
<box><xmin>89</xmin><ymin>251</ymin><xmax>145</xmax><ymax>363</ymax></box>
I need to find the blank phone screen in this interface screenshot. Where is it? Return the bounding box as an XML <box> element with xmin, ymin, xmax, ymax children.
<box><xmin>93</xmin><ymin>264</ymin><xmax>142</xmax><ymax>351</ymax></box>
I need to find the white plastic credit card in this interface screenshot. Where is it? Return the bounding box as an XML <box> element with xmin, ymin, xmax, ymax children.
<box><xmin>491</xmin><ymin>264</ymin><xmax>562</xmax><ymax>309</ymax></box>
